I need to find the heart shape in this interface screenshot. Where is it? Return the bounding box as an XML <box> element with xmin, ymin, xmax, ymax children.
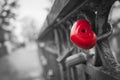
<box><xmin>70</xmin><ymin>19</ymin><xmax>96</xmax><ymax>49</ymax></box>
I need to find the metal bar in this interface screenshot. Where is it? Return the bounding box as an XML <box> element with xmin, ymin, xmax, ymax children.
<box><xmin>60</xmin><ymin>24</ymin><xmax>70</xmax><ymax>49</ymax></box>
<box><xmin>66</xmin><ymin>67</ymin><xmax>72</xmax><ymax>80</ymax></box>
<box><xmin>58</xmin><ymin>63</ymin><xmax>66</xmax><ymax>80</ymax></box>
<box><xmin>54</xmin><ymin>29</ymin><xmax>61</xmax><ymax>56</ymax></box>
<box><xmin>71</xmin><ymin>66</ymin><xmax>78</xmax><ymax>80</ymax></box>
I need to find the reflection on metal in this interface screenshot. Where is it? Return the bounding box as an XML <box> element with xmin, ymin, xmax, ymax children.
<box><xmin>38</xmin><ymin>0</ymin><xmax>120</xmax><ymax>80</ymax></box>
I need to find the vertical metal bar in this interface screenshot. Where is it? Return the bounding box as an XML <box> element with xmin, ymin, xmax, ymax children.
<box><xmin>59</xmin><ymin>64</ymin><xmax>65</xmax><ymax>80</ymax></box>
<box><xmin>54</xmin><ymin>28</ymin><xmax>65</xmax><ymax>80</ymax></box>
<box><xmin>61</xmin><ymin>24</ymin><xmax>70</xmax><ymax>49</ymax></box>
<box><xmin>72</xmin><ymin>66</ymin><xmax>78</xmax><ymax>80</ymax></box>
<box><xmin>66</xmin><ymin>21</ymin><xmax>73</xmax><ymax>49</ymax></box>
<box><xmin>66</xmin><ymin>66</ymin><xmax>72</xmax><ymax>80</ymax></box>
<box><xmin>57</xmin><ymin>27</ymin><xmax>65</xmax><ymax>55</ymax></box>
<box><xmin>54</xmin><ymin>28</ymin><xmax>61</xmax><ymax>56</ymax></box>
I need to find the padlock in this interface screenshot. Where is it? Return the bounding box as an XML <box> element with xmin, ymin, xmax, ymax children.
<box><xmin>70</xmin><ymin>19</ymin><xmax>96</xmax><ymax>49</ymax></box>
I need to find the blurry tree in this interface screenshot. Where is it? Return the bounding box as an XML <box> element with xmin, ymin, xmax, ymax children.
<box><xmin>0</xmin><ymin>0</ymin><xmax>18</xmax><ymax>56</ymax></box>
<box><xmin>0</xmin><ymin>0</ymin><xmax>18</xmax><ymax>42</ymax></box>
<box><xmin>0</xmin><ymin>0</ymin><xmax>18</xmax><ymax>27</ymax></box>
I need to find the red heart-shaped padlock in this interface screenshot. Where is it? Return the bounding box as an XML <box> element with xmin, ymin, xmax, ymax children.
<box><xmin>70</xmin><ymin>19</ymin><xmax>96</xmax><ymax>49</ymax></box>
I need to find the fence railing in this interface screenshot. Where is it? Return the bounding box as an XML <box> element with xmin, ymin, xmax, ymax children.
<box><xmin>38</xmin><ymin>0</ymin><xmax>120</xmax><ymax>80</ymax></box>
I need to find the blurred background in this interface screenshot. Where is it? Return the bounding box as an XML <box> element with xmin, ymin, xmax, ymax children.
<box><xmin>0</xmin><ymin>0</ymin><xmax>55</xmax><ymax>80</ymax></box>
<box><xmin>0</xmin><ymin>0</ymin><xmax>120</xmax><ymax>80</ymax></box>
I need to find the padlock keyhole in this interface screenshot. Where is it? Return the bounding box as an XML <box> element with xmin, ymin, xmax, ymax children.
<box><xmin>81</xmin><ymin>29</ymin><xmax>86</xmax><ymax>33</ymax></box>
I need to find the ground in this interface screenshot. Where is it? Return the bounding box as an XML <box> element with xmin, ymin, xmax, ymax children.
<box><xmin>0</xmin><ymin>42</ymin><xmax>44</xmax><ymax>80</ymax></box>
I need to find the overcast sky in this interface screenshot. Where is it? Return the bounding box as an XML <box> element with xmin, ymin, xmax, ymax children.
<box><xmin>12</xmin><ymin>0</ymin><xmax>54</xmax><ymax>42</ymax></box>
<box><xmin>18</xmin><ymin>0</ymin><xmax>54</xmax><ymax>29</ymax></box>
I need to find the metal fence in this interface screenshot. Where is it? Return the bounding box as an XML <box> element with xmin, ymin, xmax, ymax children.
<box><xmin>38</xmin><ymin>0</ymin><xmax>120</xmax><ymax>80</ymax></box>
